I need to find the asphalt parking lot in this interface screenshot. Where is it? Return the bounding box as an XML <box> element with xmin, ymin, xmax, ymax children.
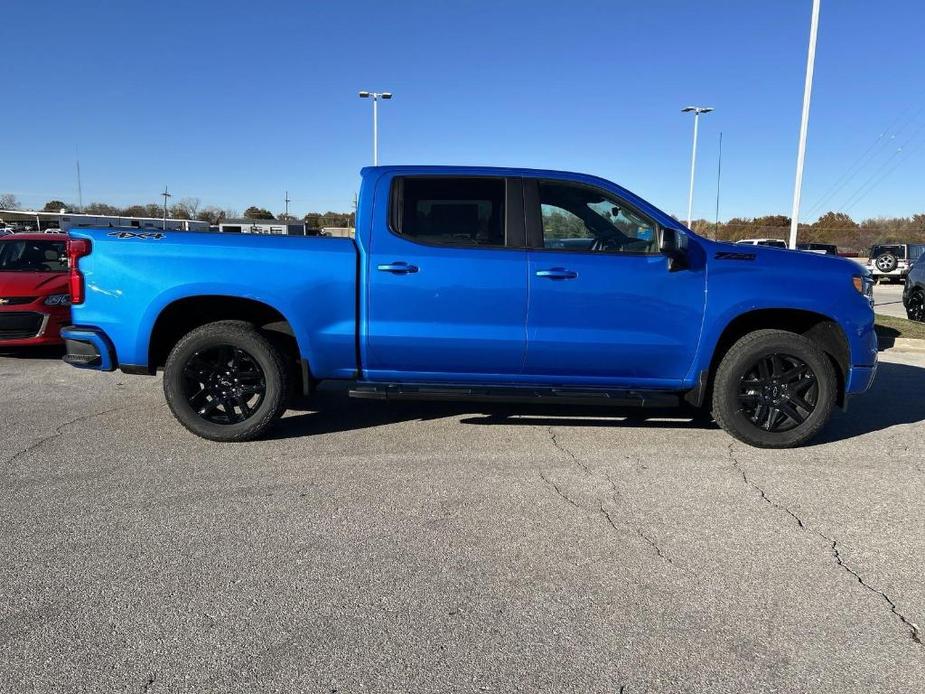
<box><xmin>2</xmin><ymin>349</ymin><xmax>925</xmax><ymax>693</ymax></box>
<box><xmin>873</xmin><ymin>282</ymin><xmax>908</xmax><ymax>319</ymax></box>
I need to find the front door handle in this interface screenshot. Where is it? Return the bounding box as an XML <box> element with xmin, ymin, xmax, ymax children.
<box><xmin>535</xmin><ymin>267</ymin><xmax>578</xmax><ymax>280</ymax></box>
<box><xmin>377</xmin><ymin>261</ymin><xmax>419</xmax><ymax>274</ymax></box>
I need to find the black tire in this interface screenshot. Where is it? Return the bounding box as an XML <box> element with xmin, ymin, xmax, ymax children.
<box><xmin>875</xmin><ymin>253</ymin><xmax>898</xmax><ymax>273</ymax></box>
<box><xmin>712</xmin><ymin>329</ymin><xmax>836</xmax><ymax>449</ymax></box>
<box><xmin>907</xmin><ymin>288</ymin><xmax>925</xmax><ymax>322</ymax></box>
<box><xmin>163</xmin><ymin>320</ymin><xmax>289</xmax><ymax>441</ymax></box>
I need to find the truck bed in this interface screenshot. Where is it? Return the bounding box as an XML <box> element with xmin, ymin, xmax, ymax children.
<box><xmin>68</xmin><ymin>228</ymin><xmax>359</xmax><ymax>379</ymax></box>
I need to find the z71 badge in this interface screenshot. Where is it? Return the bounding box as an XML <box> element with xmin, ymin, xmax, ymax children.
<box><xmin>107</xmin><ymin>231</ymin><xmax>166</xmax><ymax>240</ymax></box>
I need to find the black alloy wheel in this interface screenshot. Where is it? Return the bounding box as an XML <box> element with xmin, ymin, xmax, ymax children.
<box><xmin>163</xmin><ymin>320</ymin><xmax>289</xmax><ymax>441</ymax></box>
<box><xmin>182</xmin><ymin>345</ymin><xmax>266</xmax><ymax>424</ymax></box>
<box><xmin>737</xmin><ymin>353</ymin><xmax>818</xmax><ymax>433</ymax></box>
<box><xmin>711</xmin><ymin>329</ymin><xmax>836</xmax><ymax>448</ymax></box>
<box><xmin>908</xmin><ymin>289</ymin><xmax>925</xmax><ymax>322</ymax></box>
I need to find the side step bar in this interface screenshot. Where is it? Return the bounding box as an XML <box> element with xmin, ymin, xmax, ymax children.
<box><xmin>348</xmin><ymin>383</ymin><xmax>680</xmax><ymax>408</ymax></box>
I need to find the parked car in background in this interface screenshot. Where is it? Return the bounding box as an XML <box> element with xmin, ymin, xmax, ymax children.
<box><xmin>0</xmin><ymin>234</ymin><xmax>71</xmax><ymax>346</ymax></box>
<box><xmin>736</xmin><ymin>238</ymin><xmax>788</xmax><ymax>248</ymax></box>
<box><xmin>62</xmin><ymin>165</ymin><xmax>877</xmax><ymax>449</ymax></box>
<box><xmin>866</xmin><ymin>243</ymin><xmax>925</xmax><ymax>283</ymax></box>
<box><xmin>0</xmin><ymin>228</ymin><xmax>15</xmax><ymax>238</ymax></box>
<box><xmin>797</xmin><ymin>242</ymin><xmax>838</xmax><ymax>255</ymax></box>
<box><xmin>903</xmin><ymin>258</ymin><xmax>925</xmax><ymax>322</ymax></box>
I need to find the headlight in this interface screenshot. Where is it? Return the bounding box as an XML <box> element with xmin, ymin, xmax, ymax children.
<box><xmin>44</xmin><ymin>293</ymin><xmax>71</xmax><ymax>306</ymax></box>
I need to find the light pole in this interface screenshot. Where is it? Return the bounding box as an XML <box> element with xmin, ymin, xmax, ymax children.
<box><xmin>682</xmin><ymin>106</ymin><xmax>714</xmax><ymax>228</ymax></box>
<box><xmin>788</xmin><ymin>0</ymin><xmax>821</xmax><ymax>249</ymax></box>
<box><xmin>358</xmin><ymin>91</ymin><xmax>392</xmax><ymax>166</ymax></box>
<box><xmin>161</xmin><ymin>186</ymin><xmax>172</xmax><ymax>230</ymax></box>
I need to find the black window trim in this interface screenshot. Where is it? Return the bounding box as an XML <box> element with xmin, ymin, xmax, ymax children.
<box><xmin>387</xmin><ymin>174</ymin><xmax>525</xmax><ymax>251</ymax></box>
<box><xmin>523</xmin><ymin>177</ymin><xmax>665</xmax><ymax>257</ymax></box>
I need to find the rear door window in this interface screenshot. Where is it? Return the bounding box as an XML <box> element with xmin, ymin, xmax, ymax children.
<box><xmin>391</xmin><ymin>177</ymin><xmax>506</xmax><ymax>247</ymax></box>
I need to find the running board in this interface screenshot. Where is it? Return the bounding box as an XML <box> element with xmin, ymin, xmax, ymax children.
<box><xmin>348</xmin><ymin>383</ymin><xmax>680</xmax><ymax>408</ymax></box>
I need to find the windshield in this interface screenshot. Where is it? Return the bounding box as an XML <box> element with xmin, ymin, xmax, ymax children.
<box><xmin>0</xmin><ymin>239</ymin><xmax>68</xmax><ymax>272</ymax></box>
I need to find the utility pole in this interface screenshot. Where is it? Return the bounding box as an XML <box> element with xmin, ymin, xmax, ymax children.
<box><xmin>358</xmin><ymin>91</ymin><xmax>393</xmax><ymax>166</ymax></box>
<box><xmin>285</xmin><ymin>191</ymin><xmax>291</xmax><ymax>219</ymax></box>
<box><xmin>161</xmin><ymin>186</ymin><xmax>172</xmax><ymax>230</ymax></box>
<box><xmin>682</xmin><ymin>106</ymin><xmax>714</xmax><ymax>228</ymax></box>
<box><xmin>788</xmin><ymin>0</ymin><xmax>822</xmax><ymax>249</ymax></box>
<box><xmin>76</xmin><ymin>146</ymin><xmax>83</xmax><ymax>211</ymax></box>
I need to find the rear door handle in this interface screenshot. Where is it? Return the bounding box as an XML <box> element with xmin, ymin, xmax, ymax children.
<box><xmin>377</xmin><ymin>261</ymin><xmax>419</xmax><ymax>274</ymax></box>
<box><xmin>535</xmin><ymin>267</ymin><xmax>578</xmax><ymax>280</ymax></box>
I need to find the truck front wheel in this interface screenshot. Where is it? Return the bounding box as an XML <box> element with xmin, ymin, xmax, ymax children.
<box><xmin>163</xmin><ymin>321</ymin><xmax>289</xmax><ymax>441</ymax></box>
<box><xmin>711</xmin><ymin>329</ymin><xmax>836</xmax><ymax>449</ymax></box>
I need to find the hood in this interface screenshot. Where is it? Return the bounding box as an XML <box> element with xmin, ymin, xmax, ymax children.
<box><xmin>0</xmin><ymin>271</ymin><xmax>69</xmax><ymax>297</ymax></box>
<box><xmin>707</xmin><ymin>239</ymin><xmax>867</xmax><ymax>276</ymax></box>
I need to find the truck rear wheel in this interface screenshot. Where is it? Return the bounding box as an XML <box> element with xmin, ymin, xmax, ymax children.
<box><xmin>711</xmin><ymin>329</ymin><xmax>836</xmax><ymax>449</ymax></box>
<box><xmin>163</xmin><ymin>321</ymin><xmax>289</xmax><ymax>441</ymax></box>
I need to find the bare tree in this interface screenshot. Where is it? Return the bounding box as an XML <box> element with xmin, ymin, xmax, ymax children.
<box><xmin>175</xmin><ymin>197</ymin><xmax>201</xmax><ymax>219</ymax></box>
<box><xmin>0</xmin><ymin>193</ymin><xmax>21</xmax><ymax>210</ymax></box>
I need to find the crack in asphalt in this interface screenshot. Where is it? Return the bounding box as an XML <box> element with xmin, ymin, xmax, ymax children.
<box><xmin>825</xmin><ymin>537</ymin><xmax>923</xmax><ymax>646</ymax></box>
<box><xmin>537</xmin><ymin>470</ymin><xmax>582</xmax><ymax>509</ymax></box>
<box><xmin>727</xmin><ymin>443</ymin><xmax>923</xmax><ymax>648</ymax></box>
<box><xmin>600</xmin><ymin>500</ymin><xmax>676</xmax><ymax>567</ymax></box>
<box><xmin>3</xmin><ymin>407</ymin><xmax>121</xmax><ymax>473</ymax></box>
<box><xmin>537</xmin><ymin>431</ymin><xmax>677</xmax><ymax>569</ymax></box>
<box><xmin>547</xmin><ymin>426</ymin><xmax>591</xmax><ymax>475</ymax></box>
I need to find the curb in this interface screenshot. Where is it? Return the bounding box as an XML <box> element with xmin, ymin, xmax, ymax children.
<box><xmin>879</xmin><ymin>337</ymin><xmax>925</xmax><ymax>353</ymax></box>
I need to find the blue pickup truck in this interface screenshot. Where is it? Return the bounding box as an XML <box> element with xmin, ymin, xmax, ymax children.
<box><xmin>61</xmin><ymin>166</ymin><xmax>877</xmax><ymax>448</ymax></box>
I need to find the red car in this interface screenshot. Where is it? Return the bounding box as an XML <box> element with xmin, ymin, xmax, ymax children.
<box><xmin>0</xmin><ymin>234</ymin><xmax>72</xmax><ymax>346</ymax></box>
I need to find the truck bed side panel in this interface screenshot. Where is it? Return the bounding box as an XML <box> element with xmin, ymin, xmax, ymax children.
<box><xmin>69</xmin><ymin>229</ymin><xmax>358</xmax><ymax>379</ymax></box>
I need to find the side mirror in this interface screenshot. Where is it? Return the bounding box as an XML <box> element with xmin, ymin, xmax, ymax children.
<box><xmin>660</xmin><ymin>229</ymin><xmax>689</xmax><ymax>272</ymax></box>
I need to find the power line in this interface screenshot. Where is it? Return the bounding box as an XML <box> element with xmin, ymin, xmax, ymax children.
<box><xmin>842</xmin><ymin>138</ymin><xmax>925</xmax><ymax>214</ymax></box>
<box><xmin>838</xmin><ymin>121</ymin><xmax>925</xmax><ymax>212</ymax></box>
<box><xmin>804</xmin><ymin>104</ymin><xmax>922</xmax><ymax>217</ymax></box>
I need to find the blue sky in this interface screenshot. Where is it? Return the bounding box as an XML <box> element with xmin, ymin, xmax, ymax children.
<box><xmin>3</xmin><ymin>0</ymin><xmax>923</xmax><ymax>222</ymax></box>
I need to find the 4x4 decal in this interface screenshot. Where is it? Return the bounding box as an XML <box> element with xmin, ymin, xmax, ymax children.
<box><xmin>107</xmin><ymin>231</ymin><xmax>166</xmax><ymax>240</ymax></box>
<box><xmin>715</xmin><ymin>251</ymin><xmax>756</xmax><ymax>261</ymax></box>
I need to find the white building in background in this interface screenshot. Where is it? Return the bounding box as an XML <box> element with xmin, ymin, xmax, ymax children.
<box><xmin>321</xmin><ymin>227</ymin><xmax>355</xmax><ymax>238</ymax></box>
<box><xmin>218</xmin><ymin>218</ymin><xmax>306</xmax><ymax>235</ymax></box>
<box><xmin>0</xmin><ymin>209</ymin><xmax>208</xmax><ymax>232</ymax></box>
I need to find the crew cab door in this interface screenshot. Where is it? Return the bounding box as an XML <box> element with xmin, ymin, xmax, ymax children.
<box><xmin>522</xmin><ymin>178</ymin><xmax>705</xmax><ymax>387</ymax></box>
<box><xmin>364</xmin><ymin>174</ymin><xmax>528</xmax><ymax>381</ymax></box>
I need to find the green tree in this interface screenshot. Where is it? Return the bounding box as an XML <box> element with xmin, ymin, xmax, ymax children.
<box><xmin>43</xmin><ymin>200</ymin><xmax>69</xmax><ymax>212</ymax></box>
<box><xmin>244</xmin><ymin>206</ymin><xmax>275</xmax><ymax>220</ymax></box>
<box><xmin>83</xmin><ymin>202</ymin><xmax>122</xmax><ymax>216</ymax></box>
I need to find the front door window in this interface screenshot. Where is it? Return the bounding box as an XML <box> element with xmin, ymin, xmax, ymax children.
<box><xmin>539</xmin><ymin>181</ymin><xmax>658</xmax><ymax>254</ymax></box>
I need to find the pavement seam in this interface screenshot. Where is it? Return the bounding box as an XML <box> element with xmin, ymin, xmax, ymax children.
<box><xmin>727</xmin><ymin>442</ymin><xmax>923</xmax><ymax>648</ymax></box>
